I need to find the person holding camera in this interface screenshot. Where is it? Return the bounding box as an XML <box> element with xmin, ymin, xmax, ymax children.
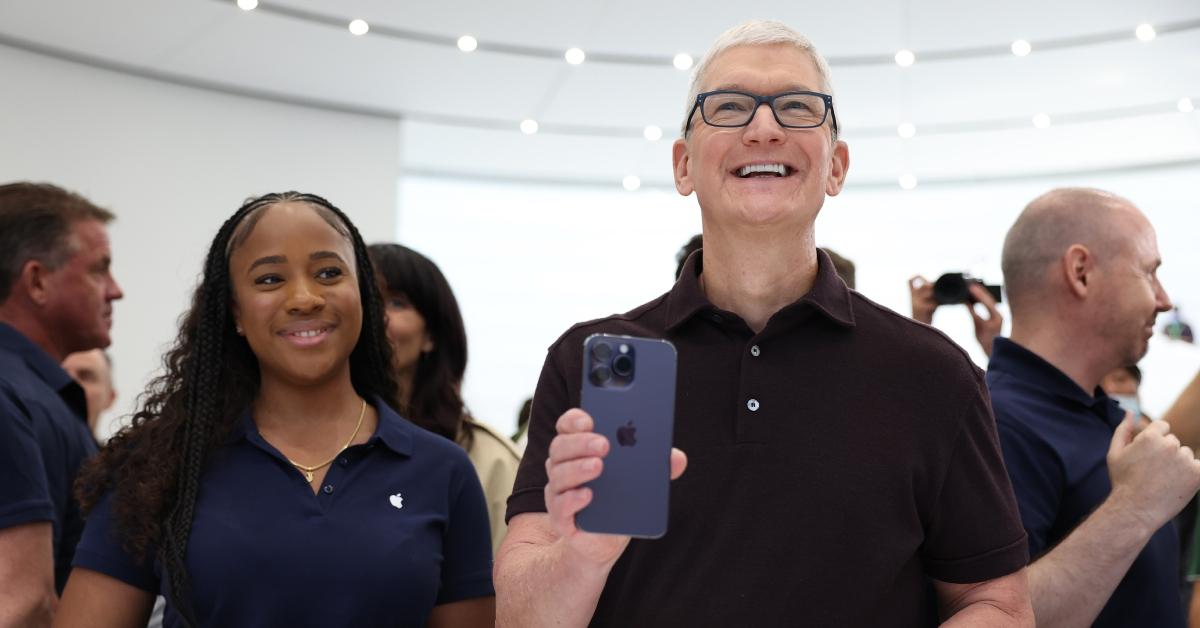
<box><xmin>909</xmin><ymin>274</ymin><xmax>1004</xmax><ymax>357</ymax></box>
<box><xmin>495</xmin><ymin>20</ymin><xmax>1032</xmax><ymax>627</ymax></box>
<box><xmin>989</xmin><ymin>187</ymin><xmax>1200</xmax><ymax>628</ymax></box>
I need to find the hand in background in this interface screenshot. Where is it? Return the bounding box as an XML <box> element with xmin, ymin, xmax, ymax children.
<box><xmin>967</xmin><ymin>283</ymin><xmax>1004</xmax><ymax>358</ymax></box>
<box><xmin>909</xmin><ymin>276</ymin><xmax>937</xmax><ymax>325</ymax></box>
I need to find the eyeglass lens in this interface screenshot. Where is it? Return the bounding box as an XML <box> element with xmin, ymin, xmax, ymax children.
<box><xmin>702</xmin><ymin>93</ymin><xmax>827</xmax><ymax>128</ymax></box>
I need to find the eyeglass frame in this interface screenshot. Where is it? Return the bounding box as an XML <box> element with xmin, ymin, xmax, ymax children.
<box><xmin>685</xmin><ymin>90</ymin><xmax>839</xmax><ymax>137</ymax></box>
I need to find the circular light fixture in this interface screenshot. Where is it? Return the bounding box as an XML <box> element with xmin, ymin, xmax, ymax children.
<box><xmin>899</xmin><ymin>174</ymin><xmax>918</xmax><ymax>190</ymax></box>
<box><xmin>622</xmin><ymin>175</ymin><xmax>642</xmax><ymax>192</ymax></box>
<box><xmin>1180</xmin><ymin>97</ymin><xmax>1196</xmax><ymax>113</ymax></box>
<box><xmin>1032</xmin><ymin>112</ymin><xmax>1052</xmax><ymax>128</ymax></box>
<box><xmin>894</xmin><ymin>49</ymin><xmax>915</xmax><ymax>67</ymax></box>
<box><xmin>457</xmin><ymin>35</ymin><xmax>478</xmax><ymax>52</ymax></box>
<box><xmin>348</xmin><ymin>19</ymin><xmax>369</xmax><ymax>36</ymax></box>
<box><xmin>1011</xmin><ymin>40</ymin><xmax>1032</xmax><ymax>56</ymax></box>
<box><xmin>897</xmin><ymin>122</ymin><xmax>917</xmax><ymax>138</ymax></box>
<box><xmin>1136</xmin><ymin>23</ymin><xmax>1157</xmax><ymax>41</ymax></box>
<box><xmin>565</xmin><ymin>48</ymin><xmax>586</xmax><ymax>65</ymax></box>
<box><xmin>673</xmin><ymin>53</ymin><xmax>694</xmax><ymax>70</ymax></box>
<box><xmin>643</xmin><ymin>125</ymin><xmax>663</xmax><ymax>141</ymax></box>
<box><xmin>520</xmin><ymin>119</ymin><xmax>539</xmax><ymax>135</ymax></box>
<box><xmin>237</xmin><ymin>0</ymin><xmax>258</xmax><ymax>10</ymax></box>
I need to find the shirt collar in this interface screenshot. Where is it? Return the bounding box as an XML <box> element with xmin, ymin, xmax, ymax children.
<box><xmin>233</xmin><ymin>395</ymin><xmax>415</xmax><ymax>457</ymax></box>
<box><xmin>989</xmin><ymin>337</ymin><xmax>1125</xmax><ymax>425</ymax></box>
<box><xmin>0</xmin><ymin>322</ymin><xmax>76</xmax><ymax>393</ymax></box>
<box><xmin>665</xmin><ymin>248</ymin><xmax>856</xmax><ymax>331</ymax></box>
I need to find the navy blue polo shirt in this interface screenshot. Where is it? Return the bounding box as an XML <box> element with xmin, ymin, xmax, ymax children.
<box><xmin>74</xmin><ymin>398</ymin><xmax>494</xmax><ymax>627</ymax></box>
<box><xmin>988</xmin><ymin>337</ymin><xmax>1184</xmax><ymax>627</ymax></box>
<box><xmin>0</xmin><ymin>322</ymin><xmax>95</xmax><ymax>592</ymax></box>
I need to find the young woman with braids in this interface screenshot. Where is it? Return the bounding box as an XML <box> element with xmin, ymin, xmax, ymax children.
<box><xmin>54</xmin><ymin>193</ymin><xmax>495</xmax><ymax>627</ymax></box>
<box><xmin>366</xmin><ymin>243</ymin><xmax>521</xmax><ymax>554</ymax></box>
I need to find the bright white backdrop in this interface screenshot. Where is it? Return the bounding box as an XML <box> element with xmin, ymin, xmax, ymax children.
<box><xmin>399</xmin><ymin>163</ymin><xmax>1200</xmax><ymax>437</ymax></box>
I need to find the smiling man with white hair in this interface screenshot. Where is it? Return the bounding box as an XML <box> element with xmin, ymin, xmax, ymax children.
<box><xmin>495</xmin><ymin>21</ymin><xmax>1032</xmax><ymax>626</ymax></box>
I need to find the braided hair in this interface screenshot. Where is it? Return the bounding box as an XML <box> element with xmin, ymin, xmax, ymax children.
<box><xmin>75</xmin><ymin>192</ymin><xmax>398</xmax><ymax>626</ymax></box>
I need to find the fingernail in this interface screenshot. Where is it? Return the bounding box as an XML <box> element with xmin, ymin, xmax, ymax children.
<box><xmin>591</xmin><ymin>438</ymin><xmax>605</xmax><ymax>453</ymax></box>
<box><xmin>576</xmin><ymin>416</ymin><xmax>588</xmax><ymax>430</ymax></box>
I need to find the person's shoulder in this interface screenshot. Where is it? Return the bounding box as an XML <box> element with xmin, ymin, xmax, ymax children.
<box><xmin>545</xmin><ymin>290</ymin><xmax>672</xmax><ymax>356</ymax></box>
<box><xmin>848</xmin><ymin>290</ymin><xmax>980</xmax><ymax>375</ymax></box>
<box><xmin>463</xmin><ymin>419</ymin><xmax>520</xmax><ymax>462</ymax></box>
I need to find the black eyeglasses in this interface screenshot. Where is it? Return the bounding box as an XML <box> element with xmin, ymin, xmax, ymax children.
<box><xmin>686</xmin><ymin>90</ymin><xmax>837</xmax><ymax>135</ymax></box>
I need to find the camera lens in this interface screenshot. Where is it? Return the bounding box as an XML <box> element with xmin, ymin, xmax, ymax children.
<box><xmin>590</xmin><ymin>364</ymin><xmax>612</xmax><ymax>384</ymax></box>
<box><xmin>591</xmin><ymin>342</ymin><xmax>613</xmax><ymax>361</ymax></box>
<box><xmin>933</xmin><ymin>273</ymin><xmax>970</xmax><ymax>305</ymax></box>
<box><xmin>611</xmin><ymin>354</ymin><xmax>634</xmax><ymax>377</ymax></box>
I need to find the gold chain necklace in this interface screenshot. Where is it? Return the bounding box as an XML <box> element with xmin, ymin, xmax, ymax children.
<box><xmin>286</xmin><ymin>399</ymin><xmax>367</xmax><ymax>483</ymax></box>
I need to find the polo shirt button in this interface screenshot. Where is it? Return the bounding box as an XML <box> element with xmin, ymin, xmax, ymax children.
<box><xmin>747</xmin><ymin>399</ymin><xmax>760</xmax><ymax>412</ymax></box>
<box><xmin>322</xmin><ymin>485</ymin><xmax>334</xmax><ymax>494</ymax></box>
<box><xmin>339</xmin><ymin>457</ymin><xmax>348</xmax><ymax>466</ymax></box>
<box><xmin>711</xmin><ymin>313</ymin><xmax>723</xmax><ymax>323</ymax></box>
<box><xmin>750</xmin><ymin>345</ymin><xmax>761</xmax><ymax>357</ymax></box>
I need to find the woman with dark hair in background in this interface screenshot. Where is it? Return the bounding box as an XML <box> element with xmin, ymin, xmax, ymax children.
<box><xmin>55</xmin><ymin>193</ymin><xmax>494</xmax><ymax>627</ymax></box>
<box><xmin>367</xmin><ymin>243</ymin><xmax>520</xmax><ymax>553</ymax></box>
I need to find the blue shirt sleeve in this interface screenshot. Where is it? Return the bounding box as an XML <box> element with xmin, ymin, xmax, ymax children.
<box><xmin>72</xmin><ymin>492</ymin><xmax>160</xmax><ymax>593</ymax></box>
<box><xmin>435</xmin><ymin>458</ymin><xmax>495</xmax><ymax>605</ymax></box>
<box><xmin>996</xmin><ymin>416</ymin><xmax>1064</xmax><ymax>559</ymax></box>
<box><xmin>0</xmin><ymin>389</ymin><xmax>54</xmax><ymax>530</ymax></box>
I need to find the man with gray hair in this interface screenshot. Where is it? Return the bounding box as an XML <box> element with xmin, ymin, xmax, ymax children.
<box><xmin>988</xmin><ymin>187</ymin><xmax>1200</xmax><ymax>627</ymax></box>
<box><xmin>496</xmin><ymin>21</ymin><xmax>1032</xmax><ymax>626</ymax></box>
<box><xmin>0</xmin><ymin>182</ymin><xmax>122</xmax><ymax>627</ymax></box>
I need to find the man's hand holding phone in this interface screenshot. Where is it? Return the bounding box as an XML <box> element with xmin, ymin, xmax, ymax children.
<box><xmin>544</xmin><ymin>408</ymin><xmax>688</xmax><ymax>568</ymax></box>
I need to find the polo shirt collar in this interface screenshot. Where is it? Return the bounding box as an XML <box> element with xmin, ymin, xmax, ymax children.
<box><xmin>665</xmin><ymin>248</ymin><xmax>856</xmax><ymax>331</ymax></box>
<box><xmin>0</xmin><ymin>322</ymin><xmax>76</xmax><ymax>393</ymax></box>
<box><xmin>233</xmin><ymin>395</ymin><xmax>415</xmax><ymax>457</ymax></box>
<box><xmin>990</xmin><ymin>337</ymin><xmax>1124</xmax><ymax>425</ymax></box>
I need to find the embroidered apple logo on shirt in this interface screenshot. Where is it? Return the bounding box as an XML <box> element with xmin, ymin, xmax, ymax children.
<box><xmin>389</xmin><ymin>493</ymin><xmax>404</xmax><ymax>509</ymax></box>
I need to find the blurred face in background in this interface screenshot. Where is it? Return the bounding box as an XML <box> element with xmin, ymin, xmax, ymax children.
<box><xmin>383</xmin><ymin>291</ymin><xmax>433</xmax><ymax>376</ymax></box>
<box><xmin>62</xmin><ymin>348</ymin><xmax>116</xmax><ymax>433</ymax></box>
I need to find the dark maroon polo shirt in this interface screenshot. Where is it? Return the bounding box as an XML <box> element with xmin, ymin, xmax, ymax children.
<box><xmin>507</xmin><ymin>250</ymin><xmax>1028</xmax><ymax>627</ymax></box>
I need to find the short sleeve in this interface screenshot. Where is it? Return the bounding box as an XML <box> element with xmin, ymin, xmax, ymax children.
<box><xmin>995</xmin><ymin>415</ymin><xmax>1065</xmax><ymax>558</ymax></box>
<box><xmin>436</xmin><ymin>460</ymin><xmax>495</xmax><ymax>605</ymax></box>
<box><xmin>0</xmin><ymin>390</ymin><xmax>53</xmax><ymax>530</ymax></box>
<box><xmin>72</xmin><ymin>493</ymin><xmax>160</xmax><ymax>593</ymax></box>
<box><xmin>921</xmin><ymin>374</ymin><xmax>1029</xmax><ymax>583</ymax></box>
<box><xmin>504</xmin><ymin>347</ymin><xmax>572</xmax><ymax>521</ymax></box>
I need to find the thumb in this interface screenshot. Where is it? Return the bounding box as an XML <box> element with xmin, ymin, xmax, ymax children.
<box><xmin>1109</xmin><ymin>413</ymin><xmax>1137</xmax><ymax>456</ymax></box>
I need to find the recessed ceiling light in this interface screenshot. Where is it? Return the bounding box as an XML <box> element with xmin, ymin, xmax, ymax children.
<box><xmin>236</xmin><ymin>0</ymin><xmax>258</xmax><ymax>11</ymax></box>
<box><xmin>520</xmin><ymin>119</ymin><xmax>539</xmax><ymax>135</ymax></box>
<box><xmin>897</xmin><ymin>122</ymin><xmax>917</xmax><ymax>138</ymax></box>
<box><xmin>1179</xmin><ymin>97</ymin><xmax>1196</xmax><ymax>113</ymax></box>
<box><xmin>1032</xmin><ymin>112</ymin><xmax>1052</xmax><ymax>128</ymax></box>
<box><xmin>457</xmin><ymin>35</ymin><xmax>478</xmax><ymax>52</ymax></box>
<box><xmin>1011</xmin><ymin>40</ymin><xmax>1032</xmax><ymax>56</ymax></box>
<box><xmin>899</xmin><ymin>174</ymin><xmax>918</xmax><ymax>190</ymax></box>
<box><xmin>1135</xmin><ymin>23</ymin><xmax>1157</xmax><ymax>41</ymax></box>
<box><xmin>643</xmin><ymin>125</ymin><xmax>663</xmax><ymax>141</ymax></box>
<box><xmin>565</xmin><ymin>48</ymin><xmax>586</xmax><ymax>65</ymax></box>
<box><xmin>673</xmin><ymin>53</ymin><xmax>694</xmax><ymax>70</ymax></box>
<box><xmin>623</xmin><ymin>175</ymin><xmax>642</xmax><ymax>192</ymax></box>
<box><xmin>348</xmin><ymin>19</ymin><xmax>369</xmax><ymax>36</ymax></box>
<box><xmin>894</xmin><ymin>49</ymin><xmax>915</xmax><ymax>67</ymax></box>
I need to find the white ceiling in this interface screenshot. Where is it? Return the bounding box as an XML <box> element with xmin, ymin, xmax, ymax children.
<box><xmin>2</xmin><ymin>0</ymin><xmax>1198</xmax><ymax>187</ymax></box>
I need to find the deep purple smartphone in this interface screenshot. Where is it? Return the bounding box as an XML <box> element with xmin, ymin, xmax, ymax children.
<box><xmin>577</xmin><ymin>333</ymin><xmax>677</xmax><ymax>538</ymax></box>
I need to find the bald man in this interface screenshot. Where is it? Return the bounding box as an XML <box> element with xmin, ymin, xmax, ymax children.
<box><xmin>988</xmin><ymin>187</ymin><xmax>1200</xmax><ymax>628</ymax></box>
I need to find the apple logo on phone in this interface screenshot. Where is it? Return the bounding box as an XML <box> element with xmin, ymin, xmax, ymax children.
<box><xmin>616</xmin><ymin>420</ymin><xmax>638</xmax><ymax>447</ymax></box>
